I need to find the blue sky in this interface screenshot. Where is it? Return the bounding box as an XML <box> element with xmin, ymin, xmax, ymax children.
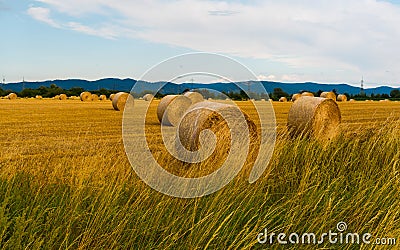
<box><xmin>1</xmin><ymin>0</ymin><xmax>400</xmax><ymax>87</ymax></box>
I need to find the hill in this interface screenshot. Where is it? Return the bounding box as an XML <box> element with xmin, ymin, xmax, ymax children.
<box><xmin>0</xmin><ymin>78</ymin><xmax>397</xmax><ymax>95</ymax></box>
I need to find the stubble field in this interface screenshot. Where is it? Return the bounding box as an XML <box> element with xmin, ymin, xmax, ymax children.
<box><xmin>0</xmin><ymin>99</ymin><xmax>399</xmax><ymax>249</ymax></box>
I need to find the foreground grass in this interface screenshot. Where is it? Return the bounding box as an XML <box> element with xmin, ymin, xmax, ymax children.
<box><xmin>0</xmin><ymin>99</ymin><xmax>399</xmax><ymax>249</ymax></box>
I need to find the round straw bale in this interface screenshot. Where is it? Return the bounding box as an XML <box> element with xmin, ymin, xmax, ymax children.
<box><xmin>287</xmin><ymin>96</ymin><xmax>341</xmax><ymax>140</ymax></box>
<box><xmin>91</xmin><ymin>94</ymin><xmax>99</xmax><ymax>101</ymax></box>
<box><xmin>178</xmin><ymin>101</ymin><xmax>258</xmax><ymax>152</ymax></box>
<box><xmin>260</xmin><ymin>98</ymin><xmax>265</xmax><ymax>101</ymax></box>
<box><xmin>279</xmin><ymin>97</ymin><xmax>288</xmax><ymax>102</ymax></box>
<box><xmin>80</xmin><ymin>92</ymin><xmax>92</xmax><ymax>101</ymax></box>
<box><xmin>349</xmin><ymin>99</ymin><xmax>355</xmax><ymax>102</ymax></box>
<box><xmin>320</xmin><ymin>91</ymin><xmax>336</xmax><ymax>101</ymax></box>
<box><xmin>68</xmin><ymin>96</ymin><xmax>78</xmax><ymax>100</ymax></box>
<box><xmin>301</xmin><ymin>92</ymin><xmax>314</xmax><ymax>97</ymax></box>
<box><xmin>157</xmin><ymin>95</ymin><xmax>192</xmax><ymax>126</ymax></box>
<box><xmin>337</xmin><ymin>94</ymin><xmax>347</xmax><ymax>102</ymax></box>
<box><xmin>109</xmin><ymin>94</ymin><xmax>115</xmax><ymax>101</ymax></box>
<box><xmin>184</xmin><ymin>91</ymin><xmax>204</xmax><ymax>104</ymax></box>
<box><xmin>54</xmin><ymin>95</ymin><xmax>60</xmax><ymax>100</ymax></box>
<box><xmin>99</xmin><ymin>94</ymin><xmax>107</xmax><ymax>101</ymax></box>
<box><xmin>291</xmin><ymin>93</ymin><xmax>301</xmax><ymax>102</ymax></box>
<box><xmin>143</xmin><ymin>93</ymin><xmax>154</xmax><ymax>101</ymax></box>
<box><xmin>112</xmin><ymin>92</ymin><xmax>132</xmax><ymax>111</ymax></box>
<box><xmin>35</xmin><ymin>95</ymin><xmax>43</xmax><ymax>99</ymax></box>
<box><xmin>59</xmin><ymin>94</ymin><xmax>67</xmax><ymax>100</ymax></box>
<box><xmin>7</xmin><ymin>93</ymin><xmax>17</xmax><ymax>100</ymax></box>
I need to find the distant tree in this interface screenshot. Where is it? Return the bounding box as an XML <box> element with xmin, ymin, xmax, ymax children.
<box><xmin>260</xmin><ymin>92</ymin><xmax>269</xmax><ymax>100</ymax></box>
<box><xmin>224</xmin><ymin>91</ymin><xmax>246</xmax><ymax>100</ymax></box>
<box><xmin>20</xmin><ymin>88</ymin><xmax>39</xmax><ymax>98</ymax></box>
<box><xmin>37</xmin><ymin>86</ymin><xmax>48</xmax><ymax>95</ymax></box>
<box><xmin>66</xmin><ymin>87</ymin><xmax>85</xmax><ymax>97</ymax></box>
<box><xmin>216</xmin><ymin>93</ymin><xmax>227</xmax><ymax>100</ymax></box>
<box><xmin>272</xmin><ymin>88</ymin><xmax>289</xmax><ymax>100</ymax></box>
<box><xmin>316</xmin><ymin>90</ymin><xmax>323</xmax><ymax>97</ymax></box>
<box><xmin>390</xmin><ymin>89</ymin><xmax>400</xmax><ymax>98</ymax></box>
<box><xmin>239</xmin><ymin>90</ymin><xmax>249</xmax><ymax>100</ymax></box>
<box><xmin>0</xmin><ymin>88</ymin><xmax>5</xmax><ymax>97</ymax></box>
<box><xmin>154</xmin><ymin>92</ymin><xmax>165</xmax><ymax>99</ymax></box>
<box><xmin>381</xmin><ymin>94</ymin><xmax>390</xmax><ymax>99</ymax></box>
<box><xmin>195</xmin><ymin>89</ymin><xmax>216</xmax><ymax>99</ymax></box>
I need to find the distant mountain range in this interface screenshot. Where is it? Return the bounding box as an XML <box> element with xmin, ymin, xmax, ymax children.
<box><xmin>1</xmin><ymin>78</ymin><xmax>397</xmax><ymax>95</ymax></box>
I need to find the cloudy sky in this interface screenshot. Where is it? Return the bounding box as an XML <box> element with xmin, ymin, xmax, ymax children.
<box><xmin>1</xmin><ymin>0</ymin><xmax>400</xmax><ymax>87</ymax></box>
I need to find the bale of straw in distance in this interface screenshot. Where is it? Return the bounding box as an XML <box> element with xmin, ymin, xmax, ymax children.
<box><xmin>35</xmin><ymin>95</ymin><xmax>43</xmax><ymax>99</ymax></box>
<box><xmin>143</xmin><ymin>93</ymin><xmax>154</xmax><ymax>101</ymax></box>
<box><xmin>291</xmin><ymin>93</ymin><xmax>301</xmax><ymax>102</ymax></box>
<box><xmin>349</xmin><ymin>99</ymin><xmax>355</xmax><ymax>102</ymax></box>
<box><xmin>80</xmin><ymin>92</ymin><xmax>92</xmax><ymax>101</ymax></box>
<box><xmin>59</xmin><ymin>94</ymin><xmax>67</xmax><ymax>100</ymax></box>
<box><xmin>337</xmin><ymin>94</ymin><xmax>347</xmax><ymax>102</ymax></box>
<box><xmin>183</xmin><ymin>91</ymin><xmax>204</xmax><ymax>104</ymax></box>
<box><xmin>157</xmin><ymin>95</ymin><xmax>192</xmax><ymax>126</ymax></box>
<box><xmin>99</xmin><ymin>94</ymin><xmax>107</xmax><ymax>101</ymax></box>
<box><xmin>91</xmin><ymin>94</ymin><xmax>99</xmax><ymax>101</ymax></box>
<box><xmin>8</xmin><ymin>93</ymin><xmax>17</xmax><ymax>100</ymax></box>
<box><xmin>109</xmin><ymin>94</ymin><xmax>115</xmax><ymax>101</ymax></box>
<box><xmin>301</xmin><ymin>92</ymin><xmax>314</xmax><ymax>97</ymax></box>
<box><xmin>279</xmin><ymin>97</ymin><xmax>288</xmax><ymax>102</ymax></box>
<box><xmin>54</xmin><ymin>95</ymin><xmax>60</xmax><ymax>100</ymax></box>
<box><xmin>287</xmin><ymin>96</ymin><xmax>341</xmax><ymax>141</ymax></box>
<box><xmin>178</xmin><ymin>101</ymin><xmax>258</xmax><ymax>152</ymax></box>
<box><xmin>320</xmin><ymin>91</ymin><xmax>336</xmax><ymax>101</ymax></box>
<box><xmin>68</xmin><ymin>96</ymin><xmax>78</xmax><ymax>100</ymax></box>
<box><xmin>112</xmin><ymin>92</ymin><xmax>133</xmax><ymax>111</ymax></box>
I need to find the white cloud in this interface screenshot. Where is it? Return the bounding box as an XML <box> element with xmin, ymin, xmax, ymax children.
<box><xmin>257</xmin><ymin>74</ymin><xmax>277</xmax><ymax>81</ymax></box>
<box><xmin>27</xmin><ymin>7</ymin><xmax>60</xmax><ymax>28</ymax></box>
<box><xmin>66</xmin><ymin>22</ymin><xmax>118</xmax><ymax>39</ymax></box>
<box><xmin>27</xmin><ymin>6</ymin><xmax>120</xmax><ymax>39</ymax></box>
<box><xmin>28</xmin><ymin>0</ymin><xmax>400</xmax><ymax>84</ymax></box>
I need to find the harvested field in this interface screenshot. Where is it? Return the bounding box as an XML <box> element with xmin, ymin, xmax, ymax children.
<box><xmin>0</xmin><ymin>99</ymin><xmax>399</xmax><ymax>249</ymax></box>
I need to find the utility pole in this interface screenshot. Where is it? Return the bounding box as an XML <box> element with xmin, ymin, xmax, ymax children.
<box><xmin>360</xmin><ymin>76</ymin><xmax>365</xmax><ymax>96</ymax></box>
<box><xmin>245</xmin><ymin>81</ymin><xmax>252</xmax><ymax>99</ymax></box>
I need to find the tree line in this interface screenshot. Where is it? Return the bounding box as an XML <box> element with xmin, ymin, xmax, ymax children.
<box><xmin>1</xmin><ymin>84</ymin><xmax>399</xmax><ymax>101</ymax></box>
<box><xmin>0</xmin><ymin>84</ymin><xmax>118</xmax><ymax>98</ymax></box>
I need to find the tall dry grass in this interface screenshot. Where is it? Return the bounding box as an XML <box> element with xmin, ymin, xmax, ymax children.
<box><xmin>0</xmin><ymin>99</ymin><xmax>399</xmax><ymax>249</ymax></box>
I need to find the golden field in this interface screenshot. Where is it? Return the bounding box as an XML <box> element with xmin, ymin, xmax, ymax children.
<box><xmin>0</xmin><ymin>99</ymin><xmax>399</xmax><ymax>249</ymax></box>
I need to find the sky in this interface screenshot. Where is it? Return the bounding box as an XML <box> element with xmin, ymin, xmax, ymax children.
<box><xmin>1</xmin><ymin>0</ymin><xmax>400</xmax><ymax>87</ymax></box>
